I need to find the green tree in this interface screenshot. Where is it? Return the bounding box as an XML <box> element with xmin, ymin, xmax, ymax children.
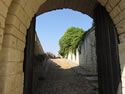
<box><xmin>59</xmin><ymin>27</ymin><xmax>85</xmax><ymax>58</ymax></box>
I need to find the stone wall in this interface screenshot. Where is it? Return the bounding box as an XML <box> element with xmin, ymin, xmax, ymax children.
<box><xmin>34</xmin><ymin>33</ymin><xmax>44</xmax><ymax>55</ymax></box>
<box><xmin>67</xmin><ymin>30</ymin><xmax>97</xmax><ymax>75</ymax></box>
<box><xmin>67</xmin><ymin>49</ymin><xmax>79</xmax><ymax>65</ymax></box>
<box><xmin>0</xmin><ymin>0</ymin><xmax>125</xmax><ymax>94</ymax></box>
<box><xmin>79</xmin><ymin>30</ymin><xmax>97</xmax><ymax>74</ymax></box>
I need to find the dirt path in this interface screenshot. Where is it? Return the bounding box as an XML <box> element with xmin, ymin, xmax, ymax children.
<box><xmin>38</xmin><ymin>59</ymin><xmax>96</xmax><ymax>94</ymax></box>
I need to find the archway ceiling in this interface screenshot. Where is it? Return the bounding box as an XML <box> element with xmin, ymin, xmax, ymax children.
<box><xmin>36</xmin><ymin>0</ymin><xmax>98</xmax><ymax>17</ymax></box>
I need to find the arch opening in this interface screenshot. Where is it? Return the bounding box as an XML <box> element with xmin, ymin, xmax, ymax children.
<box><xmin>0</xmin><ymin>0</ymin><xmax>124</xmax><ymax>94</ymax></box>
<box><xmin>23</xmin><ymin>4</ymin><xmax>122</xmax><ymax>94</ymax></box>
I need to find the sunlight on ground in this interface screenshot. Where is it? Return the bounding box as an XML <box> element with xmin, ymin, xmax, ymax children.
<box><xmin>51</xmin><ymin>59</ymin><xmax>72</xmax><ymax>69</ymax></box>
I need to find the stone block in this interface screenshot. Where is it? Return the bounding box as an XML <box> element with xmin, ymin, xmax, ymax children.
<box><xmin>0</xmin><ymin>45</ymin><xmax>2</xmax><ymax>50</ymax></box>
<box><xmin>10</xmin><ymin>3</ymin><xmax>29</xmax><ymax>27</ymax></box>
<box><xmin>118</xmin><ymin>0</ymin><xmax>125</xmax><ymax>10</ymax></box>
<box><xmin>0</xmin><ymin>15</ymin><xmax>5</xmax><ymax>28</ymax></box>
<box><xmin>0</xmin><ymin>62</ymin><xmax>23</xmax><ymax>76</ymax></box>
<box><xmin>114</xmin><ymin>15</ymin><xmax>120</xmax><ymax>24</ymax></box>
<box><xmin>3</xmin><ymin>34</ymin><xmax>17</xmax><ymax>49</ymax></box>
<box><xmin>0</xmin><ymin>63</ymin><xmax>7</xmax><ymax>75</ymax></box>
<box><xmin>20</xmin><ymin>51</ymin><xmax>24</xmax><ymax>62</ymax></box>
<box><xmin>5</xmin><ymin>25</ymin><xmax>26</xmax><ymax>42</ymax></box>
<box><xmin>15</xmin><ymin>73</ymin><xmax>24</xmax><ymax>87</ymax></box>
<box><xmin>0</xmin><ymin>48</ymin><xmax>24</xmax><ymax>62</ymax></box>
<box><xmin>5</xmin><ymin>14</ymin><xmax>21</xmax><ymax>30</ymax></box>
<box><xmin>31</xmin><ymin>0</ymin><xmax>46</xmax><ymax>13</ymax></box>
<box><xmin>26</xmin><ymin>18</ymin><xmax>31</xmax><ymax>29</ymax></box>
<box><xmin>114</xmin><ymin>9</ymin><xmax>125</xmax><ymax>25</ymax></box>
<box><xmin>19</xmin><ymin>23</ymin><xmax>27</xmax><ymax>35</ymax></box>
<box><xmin>2</xmin><ymin>0</ymin><xmax>12</xmax><ymax>7</ymax></box>
<box><xmin>0</xmin><ymin>28</ymin><xmax>4</xmax><ymax>44</ymax></box>
<box><xmin>0</xmin><ymin>1</ymin><xmax>8</xmax><ymax>17</ymax></box>
<box><xmin>97</xmin><ymin>0</ymin><xmax>108</xmax><ymax>6</ymax></box>
<box><xmin>16</xmin><ymin>39</ymin><xmax>25</xmax><ymax>51</ymax></box>
<box><xmin>116</xmin><ymin>19</ymin><xmax>125</xmax><ymax>34</ymax></box>
<box><xmin>119</xmin><ymin>9</ymin><xmax>125</xmax><ymax>22</ymax></box>
<box><xmin>4</xmin><ymin>75</ymin><xmax>16</xmax><ymax>94</ymax></box>
<box><xmin>119</xmin><ymin>33</ymin><xmax>125</xmax><ymax>43</ymax></box>
<box><xmin>0</xmin><ymin>76</ymin><xmax>5</xmax><ymax>94</ymax></box>
<box><xmin>16</xmin><ymin>63</ymin><xmax>23</xmax><ymax>74</ymax></box>
<box><xmin>24</xmin><ymin>4</ymin><xmax>35</xmax><ymax>24</ymax></box>
<box><xmin>110</xmin><ymin>6</ymin><xmax>121</xmax><ymax>18</ymax></box>
<box><xmin>106</xmin><ymin>3</ymin><xmax>112</xmax><ymax>12</ymax></box>
<box><xmin>108</xmin><ymin>0</ymin><xmax>120</xmax><ymax>8</ymax></box>
<box><xmin>117</xmin><ymin>28</ymin><xmax>125</xmax><ymax>34</ymax></box>
<box><xmin>13</xmin><ymin>0</ymin><xmax>26</xmax><ymax>8</ymax></box>
<box><xmin>16</xmin><ymin>85</ymin><xmax>23</xmax><ymax>94</ymax></box>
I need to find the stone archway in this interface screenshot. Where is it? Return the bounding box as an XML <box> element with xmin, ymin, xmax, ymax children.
<box><xmin>0</xmin><ymin>0</ymin><xmax>125</xmax><ymax>94</ymax></box>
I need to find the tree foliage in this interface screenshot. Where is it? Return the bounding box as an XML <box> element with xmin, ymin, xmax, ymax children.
<box><xmin>59</xmin><ymin>27</ymin><xmax>85</xmax><ymax>58</ymax></box>
<box><xmin>46</xmin><ymin>52</ymin><xmax>56</xmax><ymax>59</ymax></box>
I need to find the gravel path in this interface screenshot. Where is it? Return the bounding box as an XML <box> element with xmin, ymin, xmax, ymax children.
<box><xmin>36</xmin><ymin>59</ymin><xmax>97</xmax><ymax>94</ymax></box>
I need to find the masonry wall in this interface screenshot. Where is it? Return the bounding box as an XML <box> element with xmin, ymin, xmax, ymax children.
<box><xmin>0</xmin><ymin>0</ymin><xmax>125</xmax><ymax>94</ymax></box>
<box><xmin>79</xmin><ymin>31</ymin><xmax>96</xmax><ymax>74</ymax></box>
<box><xmin>67</xmin><ymin>30</ymin><xmax>97</xmax><ymax>74</ymax></box>
<box><xmin>67</xmin><ymin>49</ymin><xmax>79</xmax><ymax>65</ymax></box>
<box><xmin>34</xmin><ymin>33</ymin><xmax>44</xmax><ymax>55</ymax></box>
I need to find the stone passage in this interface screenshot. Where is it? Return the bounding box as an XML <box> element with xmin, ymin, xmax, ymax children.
<box><xmin>36</xmin><ymin>59</ymin><xmax>97</xmax><ymax>94</ymax></box>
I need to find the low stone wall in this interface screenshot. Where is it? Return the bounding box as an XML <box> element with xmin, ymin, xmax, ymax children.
<box><xmin>32</xmin><ymin>33</ymin><xmax>49</xmax><ymax>93</ymax></box>
<box><xmin>67</xmin><ymin>30</ymin><xmax>97</xmax><ymax>75</ymax></box>
<box><xmin>34</xmin><ymin>33</ymin><xmax>44</xmax><ymax>55</ymax></box>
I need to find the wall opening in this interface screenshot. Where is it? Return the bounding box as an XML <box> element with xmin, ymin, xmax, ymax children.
<box><xmin>23</xmin><ymin>4</ymin><xmax>122</xmax><ymax>94</ymax></box>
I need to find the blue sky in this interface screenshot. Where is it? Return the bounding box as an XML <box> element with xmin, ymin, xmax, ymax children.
<box><xmin>36</xmin><ymin>9</ymin><xmax>93</xmax><ymax>56</ymax></box>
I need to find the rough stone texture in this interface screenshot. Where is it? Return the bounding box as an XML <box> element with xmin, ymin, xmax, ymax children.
<box><xmin>0</xmin><ymin>0</ymin><xmax>125</xmax><ymax>94</ymax></box>
<box><xmin>36</xmin><ymin>59</ymin><xmax>97</xmax><ymax>94</ymax></box>
<box><xmin>67</xmin><ymin>30</ymin><xmax>97</xmax><ymax>75</ymax></box>
<box><xmin>37</xmin><ymin>0</ymin><xmax>97</xmax><ymax>17</ymax></box>
<box><xmin>34</xmin><ymin>33</ymin><xmax>44</xmax><ymax>55</ymax></box>
<box><xmin>79</xmin><ymin>31</ymin><xmax>97</xmax><ymax>75</ymax></box>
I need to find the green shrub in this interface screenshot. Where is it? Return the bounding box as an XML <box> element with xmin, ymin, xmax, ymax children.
<box><xmin>59</xmin><ymin>27</ymin><xmax>85</xmax><ymax>58</ymax></box>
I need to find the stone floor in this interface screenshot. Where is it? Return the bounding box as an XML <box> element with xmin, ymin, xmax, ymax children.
<box><xmin>35</xmin><ymin>59</ymin><xmax>98</xmax><ymax>94</ymax></box>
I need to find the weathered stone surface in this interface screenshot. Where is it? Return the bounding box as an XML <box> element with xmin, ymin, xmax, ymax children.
<box><xmin>106</xmin><ymin>3</ymin><xmax>112</xmax><ymax>12</ymax></box>
<box><xmin>67</xmin><ymin>30</ymin><xmax>97</xmax><ymax>75</ymax></box>
<box><xmin>108</xmin><ymin>0</ymin><xmax>120</xmax><ymax>8</ymax></box>
<box><xmin>0</xmin><ymin>29</ymin><xmax>4</xmax><ymax>44</ymax></box>
<box><xmin>0</xmin><ymin>1</ymin><xmax>8</xmax><ymax>17</ymax></box>
<box><xmin>4</xmin><ymin>75</ymin><xmax>16</xmax><ymax>94</ymax></box>
<box><xmin>0</xmin><ymin>0</ymin><xmax>125</xmax><ymax>94</ymax></box>
<box><xmin>118</xmin><ymin>0</ymin><xmax>125</xmax><ymax>10</ymax></box>
<box><xmin>3</xmin><ymin>35</ymin><xmax>17</xmax><ymax>48</ymax></box>
<box><xmin>116</xmin><ymin>19</ymin><xmax>125</xmax><ymax>34</ymax></box>
<box><xmin>97</xmin><ymin>0</ymin><xmax>108</xmax><ymax>6</ymax></box>
<box><xmin>110</xmin><ymin>6</ymin><xmax>121</xmax><ymax>18</ymax></box>
<box><xmin>0</xmin><ymin>48</ymin><xmax>24</xmax><ymax>62</ymax></box>
<box><xmin>2</xmin><ymin>0</ymin><xmax>12</xmax><ymax>7</ymax></box>
<box><xmin>0</xmin><ymin>16</ymin><xmax>5</xmax><ymax>28</ymax></box>
<box><xmin>5</xmin><ymin>25</ymin><xmax>26</xmax><ymax>42</ymax></box>
<box><xmin>6</xmin><ymin>14</ymin><xmax>21</xmax><ymax>29</ymax></box>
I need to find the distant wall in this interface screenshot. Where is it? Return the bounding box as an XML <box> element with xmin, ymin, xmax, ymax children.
<box><xmin>67</xmin><ymin>49</ymin><xmax>79</xmax><ymax>65</ymax></box>
<box><xmin>34</xmin><ymin>33</ymin><xmax>44</xmax><ymax>55</ymax></box>
<box><xmin>79</xmin><ymin>30</ymin><xmax>97</xmax><ymax>74</ymax></box>
<box><xmin>67</xmin><ymin>30</ymin><xmax>97</xmax><ymax>74</ymax></box>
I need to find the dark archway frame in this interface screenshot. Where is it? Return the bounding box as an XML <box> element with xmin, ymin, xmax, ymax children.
<box><xmin>23</xmin><ymin>4</ymin><xmax>122</xmax><ymax>94</ymax></box>
<box><xmin>94</xmin><ymin>4</ymin><xmax>122</xmax><ymax>94</ymax></box>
